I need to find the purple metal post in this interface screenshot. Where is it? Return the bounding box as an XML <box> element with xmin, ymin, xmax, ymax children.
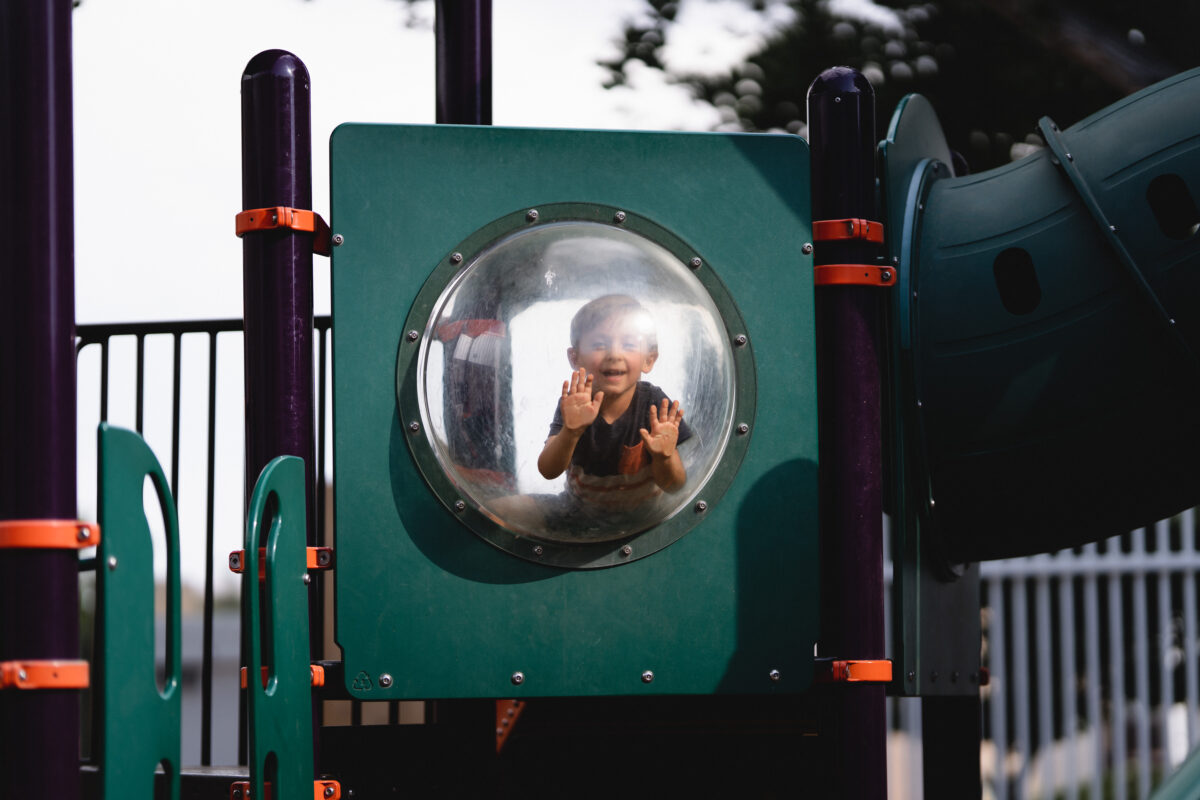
<box><xmin>0</xmin><ymin>0</ymin><xmax>80</xmax><ymax>795</ymax></box>
<box><xmin>435</xmin><ymin>0</ymin><xmax>492</xmax><ymax>124</ymax></box>
<box><xmin>807</xmin><ymin>66</ymin><xmax>887</xmax><ymax>798</ymax></box>
<box><xmin>240</xmin><ymin>49</ymin><xmax>319</xmax><ymax>763</ymax></box>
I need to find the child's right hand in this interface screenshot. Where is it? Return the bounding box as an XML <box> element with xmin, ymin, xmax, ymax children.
<box><xmin>560</xmin><ymin>367</ymin><xmax>604</xmax><ymax>431</ymax></box>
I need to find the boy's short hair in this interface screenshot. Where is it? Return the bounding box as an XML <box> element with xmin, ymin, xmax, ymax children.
<box><xmin>570</xmin><ymin>295</ymin><xmax>658</xmax><ymax>353</ymax></box>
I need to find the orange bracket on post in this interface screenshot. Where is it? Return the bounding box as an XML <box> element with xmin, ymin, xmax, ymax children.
<box><xmin>239</xmin><ymin>664</ymin><xmax>326</xmax><ymax>690</ymax></box>
<box><xmin>0</xmin><ymin>520</ymin><xmax>99</xmax><ymax>549</ymax></box>
<box><xmin>229</xmin><ymin>779</ymin><xmax>341</xmax><ymax>800</ymax></box>
<box><xmin>236</xmin><ymin>206</ymin><xmax>332</xmax><ymax>257</ymax></box>
<box><xmin>813</xmin><ymin>218</ymin><xmax>885</xmax><ymax>244</ymax></box>
<box><xmin>815</xmin><ymin>658</ymin><xmax>893</xmax><ymax>684</ymax></box>
<box><xmin>814</xmin><ymin>264</ymin><xmax>896</xmax><ymax>287</ymax></box>
<box><xmin>229</xmin><ymin>546</ymin><xmax>333</xmax><ymax>578</ymax></box>
<box><xmin>0</xmin><ymin>660</ymin><xmax>90</xmax><ymax>690</ymax></box>
<box><xmin>495</xmin><ymin>698</ymin><xmax>526</xmax><ymax>753</ymax></box>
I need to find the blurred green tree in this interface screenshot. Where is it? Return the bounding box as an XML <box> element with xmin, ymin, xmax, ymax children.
<box><xmin>601</xmin><ymin>0</ymin><xmax>1198</xmax><ymax>172</ymax></box>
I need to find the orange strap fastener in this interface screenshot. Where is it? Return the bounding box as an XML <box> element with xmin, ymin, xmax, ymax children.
<box><xmin>239</xmin><ymin>664</ymin><xmax>326</xmax><ymax>690</ymax></box>
<box><xmin>1</xmin><ymin>660</ymin><xmax>90</xmax><ymax>690</ymax></box>
<box><xmin>229</xmin><ymin>779</ymin><xmax>341</xmax><ymax>800</ymax></box>
<box><xmin>495</xmin><ymin>698</ymin><xmax>526</xmax><ymax>753</ymax></box>
<box><xmin>813</xmin><ymin>217</ymin><xmax>885</xmax><ymax>244</ymax></box>
<box><xmin>815</xmin><ymin>658</ymin><xmax>893</xmax><ymax>684</ymax></box>
<box><xmin>813</xmin><ymin>264</ymin><xmax>896</xmax><ymax>287</ymax></box>
<box><xmin>236</xmin><ymin>206</ymin><xmax>332</xmax><ymax>257</ymax></box>
<box><xmin>0</xmin><ymin>519</ymin><xmax>100</xmax><ymax>550</ymax></box>
<box><xmin>229</xmin><ymin>546</ymin><xmax>333</xmax><ymax>578</ymax></box>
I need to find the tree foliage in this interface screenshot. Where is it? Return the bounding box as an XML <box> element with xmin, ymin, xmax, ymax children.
<box><xmin>602</xmin><ymin>0</ymin><xmax>1199</xmax><ymax>172</ymax></box>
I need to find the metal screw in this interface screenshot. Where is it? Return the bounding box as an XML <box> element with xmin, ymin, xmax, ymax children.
<box><xmin>734</xmin><ymin>334</ymin><xmax>747</xmax><ymax>347</ymax></box>
<box><xmin>907</xmin><ymin>670</ymin><xmax>915</xmax><ymax>682</ymax></box>
<box><xmin>620</xmin><ymin>544</ymin><xmax>633</xmax><ymax>557</ymax></box>
<box><xmin>303</xmin><ymin>573</ymin><xmax>312</xmax><ymax>585</ymax></box>
<box><xmin>641</xmin><ymin>670</ymin><xmax>654</xmax><ymax>683</ymax></box>
<box><xmin>18</xmin><ymin>669</ymin><xmax>28</xmax><ymax>682</ymax></box>
<box><xmin>408</xmin><ymin>421</ymin><xmax>420</xmax><ymax>433</ymax></box>
<box><xmin>881</xmin><ymin>270</ymin><xmax>893</xmax><ymax>282</ymax></box>
<box><xmin>450</xmin><ymin>252</ymin><xmax>463</xmax><ymax>264</ymax></box>
<box><xmin>694</xmin><ymin>501</ymin><xmax>708</xmax><ymax>513</ymax></box>
<box><xmin>801</xmin><ymin>243</ymin><xmax>814</xmax><ymax>255</ymax></box>
<box><xmin>613</xmin><ymin>211</ymin><xmax>626</xmax><ymax>223</ymax></box>
<box><xmin>769</xmin><ymin>669</ymin><xmax>781</xmax><ymax>682</ymax></box>
<box><xmin>325</xmin><ymin>787</ymin><xmax>336</xmax><ymax>799</ymax></box>
<box><xmin>1066</xmin><ymin>152</ymin><xmax>1073</xmax><ymax>161</ymax></box>
<box><xmin>689</xmin><ymin>257</ymin><xmax>702</xmax><ymax>269</ymax></box>
<box><xmin>332</xmin><ymin>233</ymin><xmax>344</xmax><ymax>247</ymax></box>
<box><xmin>532</xmin><ymin>545</ymin><xmax>544</xmax><ymax>557</ymax></box>
<box><xmin>834</xmin><ymin>96</ymin><xmax>842</xmax><ymax>103</ymax></box>
<box><xmin>378</xmin><ymin>673</ymin><xmax>393</xmax><ymax>688</ymax></box>
<box><xmin>233</xmin><ymin>790</ymin><xmax>243</xmax><ymax>800</ymax></box>
<box><xmin>1110</xmin><ymin>225</ymin><xmax>1118</xmax><ymax>232</ymax></box>
<box><xmin>407</xmin><ymin>330</ymin><xmax>419</xmax><ymax>342</ymax></box>
<box><xmin>511</xmin><ymin>671</ymin><xmax>525</xmax><ymax>686</ymax></box>
<box><xmin>229</xmin><ymin>553</ymin><xmax>241</xmax><ymax>570</ymax></box>
<box><xmin>454</xmin><ymin>500</ymin><xmax>466</xmax><ymax>513</ymax></box>
<box><xmin>317</xmin><ymin>550</ymin><xmax>331</xmax><ymax>567</ymax></box>
<box><xmin>736</xmin><ymin>423</ymin><xmax>749</xmax><ymax>435</ymax></box>
<box><xmin>77</xmin><ymin>526</ymin><xmax>90</xmax><ymax>542</ymax></box>
<box><xmin>526</xmin><ymin>209</ymin><xmax>539</xmax><ymax>222</ymax></box>
<box><xmin>918</xmin><ymin>203</ymin><xmax>924</xmax><ymax>211</ymax></box>
<box><xmin>107</xmin><ymin>556</ymin><xmax>118</xmax><ymax>571</ymax></box>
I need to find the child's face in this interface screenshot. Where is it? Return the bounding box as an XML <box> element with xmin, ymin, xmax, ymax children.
<box><xmin>568</xmin><ymin>312</ymin><xmax>657</xmax><ymax>400</ymax></box>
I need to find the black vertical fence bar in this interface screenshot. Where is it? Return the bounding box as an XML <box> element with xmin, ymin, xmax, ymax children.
<box><xmin>100</xmin><ymin>340</ymin><xmax>110</xmax><ymax>421</ymax></box>
<box><xmin>201</xmin><ymin>331</ymin><xmax>219</xmax><ymax>766</ymax></box>
<box><xmin>240</xmin><ymin>49</ymin><xmax>319</xmax><ymax>767</ymax></box>
<box><xmin>136</xmin><ymin>333</ymin><xmax>146</xmax><ymax>434</ymax></box>
<box><xmin>0</xmin><ymin>0</ymin><xmax>80</xmax><ymax>796</ymax></box>
<box><xmin>807</xmin><ymin>67</ymin><xmax>888</xmax><ymax>799</ymax></box>
<box><xmin>435</xmin><ymin>0</ymin><xmax>492</xmax><ymax>125</ymax></box>
<box><xmin>171</xmin><ymin>333</ymin><xmax>182</xmax><ymax>496</ymax></box>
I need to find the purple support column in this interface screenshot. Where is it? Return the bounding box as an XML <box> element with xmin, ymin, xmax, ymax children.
<box><xmin>435</xmin><ymin>0</ymin><xmax>492</xmax><ymax>125</ymax></box>
<box><xmin>240</xmin><ymin>49</ymin><xmax>318</xmax><ymax>763</ymax></box>
<box><xmin>0</xmin><ymin>0</ymin><xmax>81</xmax><ymax>796</ymax></box>
<box><xmin>807</xmin><ymin>67</ymin><xmax>888</xmax><ymax>798</ymax></box>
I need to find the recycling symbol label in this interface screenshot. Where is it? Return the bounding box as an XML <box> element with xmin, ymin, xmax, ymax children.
<box><xmin>352</xmin><ymin>671</ymin><xmax>373</xmax><ymax>692</ymax></box>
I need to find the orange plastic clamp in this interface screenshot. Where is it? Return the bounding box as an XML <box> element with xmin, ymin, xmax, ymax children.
<box><xmin>0</xmin><ymin>520</ymin><xmax>100</xmax><ymax>550</ymax></box>
<box><xmin>229</xmin><ymin>779</ymin><xmax>340</xmax><ymax>800</ymax></box>
<box><xmin>239</xmin><ymin>664</ymin><xmax>326</xmax><ymax>690</ymax></box>
<box><xmin>235</xmin><ymin>206</ymin><xmax>332</xmax><ymax>257</ymax></box>
<box><xmin>812</xmin><ymin>218</ymin><xmax>885</xmax><ymax>244</ymax></box>
<box><xmin>229</xmin><ymin>546</ymin><xmax>333</xmax><ymax>577</ymax></box>
<box><xmin>813</xmin><ymin>264</ymin><xmax>896</xmax><ymax>287</ymax></box>
<box><xmin>0</xmin><ymin>659</ymin><xmax>90</xmax><ymax>690</ymax></box>
<box><xmin>495</xmin><ymin>698</ymin><xmax>526</xmax><ymax>753</ymax></box>
<box><xmin>816</xmin><ymin>659</ymin><xmax>893</xmax><ymax>683</ymax></box>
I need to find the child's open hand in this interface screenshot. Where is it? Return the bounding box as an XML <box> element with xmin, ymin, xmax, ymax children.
<box><xmin>560</xmin><ymin>367</ymin><xmax>604</xmax><ymax>431</ymax></box>
<box><xmin>639</xmin><ymin>398</ymin><xmax>684</xmax><ymax>458</ymax></box>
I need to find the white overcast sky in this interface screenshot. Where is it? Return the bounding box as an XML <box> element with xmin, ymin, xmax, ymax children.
<box><xmin>70</xmin><ymin>0</ymin><xmax>826</xmax><ymax>324</ymax></box>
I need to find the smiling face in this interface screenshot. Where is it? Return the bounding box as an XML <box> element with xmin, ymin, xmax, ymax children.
<box><xmin>568</xmin><ymin>311</ymin><xmax>658</xmax><ymax>402</ymax></box>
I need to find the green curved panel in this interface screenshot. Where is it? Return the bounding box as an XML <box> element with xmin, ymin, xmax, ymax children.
<box><xmin>96</xmin><ymin>423</ymin><xmax>181</xmax><ymax>799</ymax></box>
<box><xmin>243</xmin><ymin>456</ymin><xmax>313</xmax><ymax>800</ymax></box>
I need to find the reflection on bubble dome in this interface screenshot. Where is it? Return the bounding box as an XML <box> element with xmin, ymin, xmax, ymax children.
<box><xmin>418</xmin><ymin>221</ymin><xmax>736</xmax><ymax>543</ymax></box>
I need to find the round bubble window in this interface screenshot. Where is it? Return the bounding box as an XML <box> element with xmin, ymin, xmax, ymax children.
<box><xmin>397</xmin><ymin>204</ymin><xmax>755</xmax><ymax>568</ymax></box>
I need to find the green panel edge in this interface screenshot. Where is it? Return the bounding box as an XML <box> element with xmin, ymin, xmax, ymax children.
<box><xmin>96</xmin><ymin>423</ymin><xmax>182</xmax><ymax>799</ymax></box>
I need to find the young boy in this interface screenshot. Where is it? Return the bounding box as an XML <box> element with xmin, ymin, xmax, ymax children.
<box><xmin>538</xmin><ymin>294</ymin><xmax>692</xmax><ymax>512</ymax></box>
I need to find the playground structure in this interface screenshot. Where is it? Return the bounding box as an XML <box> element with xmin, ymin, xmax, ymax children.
<box><xmin>3</xmin><ymin>2</ymin><xmax>1200</xmax><ymax>798</ymax></box>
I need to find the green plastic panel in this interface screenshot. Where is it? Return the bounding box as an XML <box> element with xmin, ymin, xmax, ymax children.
<box><xmin>243</xmin><ymin>456</ymin><xmax>314</xmax><ymax>800</ymax></box>
<box><xmin>331</xmin><ymin>125</ymin><xmax>818</xmax><ymax>698</ymax></box>
<box><xmin>96</xmin><ymin>424</ymin><xmax>181</xmax><ymax>799</ymax></box>
<box><xmin>880</xmin><ymin>94</ymin><xmax>982</xmax><ymax>697</ymax></box>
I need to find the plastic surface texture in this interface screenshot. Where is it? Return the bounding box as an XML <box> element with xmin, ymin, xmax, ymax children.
<box><xmin>242</xmin><ymin>456</ymin><xmax>314</xmax><ymax>800</ymax></box>
<box><xmin>96</xmin><ymin>424</ymin><xmax>181</xmax><ymax>799</ymax></box>
<box><xmin>331</xmin><ymin>124</ymin><xmax>818</xmax><ymax>698</ymax></box>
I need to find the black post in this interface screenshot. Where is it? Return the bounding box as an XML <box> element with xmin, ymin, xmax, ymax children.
<box><xmin>240</xmin><ymin>50</ymin><xmax>319</xmax><ymax>765</ymax></box>
<box><xmin>0</xmin><ymin>0</ymin><xmax>80</xmax><ymax>796</ymax></box>
<box><xmin>808</xmin><ymin>67</ymin><xmax>888</xmax><ymax>798</ymax></box>
<box><xmin>435</xmin><ymin>0</ymin><xmax>492</xmax><ymax>125</ymax></box>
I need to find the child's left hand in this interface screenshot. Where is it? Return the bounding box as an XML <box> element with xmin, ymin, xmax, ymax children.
<box><xmin>639</xmin><ymin>399</ymin><xmax>684</xmax><ymax>458</ymax></box>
